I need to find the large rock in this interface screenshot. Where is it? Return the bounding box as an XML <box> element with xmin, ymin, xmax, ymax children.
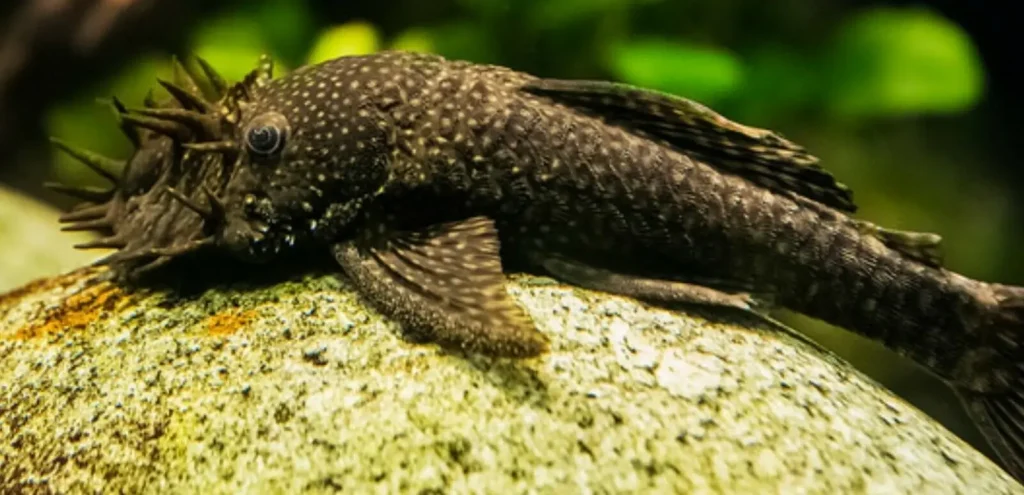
<box><xmin>0</xmin><ymin>260</ymin><xmax>1020</xmax><ymax>494</ymax></box>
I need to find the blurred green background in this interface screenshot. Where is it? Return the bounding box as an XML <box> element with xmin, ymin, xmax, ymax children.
<box><xmin>1</xmin><ymin>0</ymin><xmax>1021</xmax><ymax>462</ymax></box>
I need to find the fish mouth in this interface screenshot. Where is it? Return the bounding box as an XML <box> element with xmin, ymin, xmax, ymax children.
<box><xmin>217</xmin><ymin>213</ymin><xmax>282</xmax><ymax>263</ymax></box>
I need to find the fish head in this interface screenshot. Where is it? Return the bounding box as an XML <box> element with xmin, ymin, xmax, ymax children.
<box><xmin>215</xmin><ymin>55</ymin><xmax>391</xmax><ymax>261</ymax></box>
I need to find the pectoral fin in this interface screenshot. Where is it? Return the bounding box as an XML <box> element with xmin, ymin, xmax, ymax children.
<box><xmin>332</xmin><ymin>216</ymin><xmax>548</xmax><ymax>357</ymax></box>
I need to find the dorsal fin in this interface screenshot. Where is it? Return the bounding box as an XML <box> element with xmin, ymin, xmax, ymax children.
<box><xmin>522</xmin><ymin>79</ymin><xmax>857</xmax><ymax>213</ymax></box>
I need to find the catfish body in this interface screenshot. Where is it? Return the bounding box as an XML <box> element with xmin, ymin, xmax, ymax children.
<box><xmin>52</xmin><ymin>51</ymin><xmax>1024</xmax><ymax>481</ymax></box>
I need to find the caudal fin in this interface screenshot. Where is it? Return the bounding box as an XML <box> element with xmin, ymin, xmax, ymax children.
<box><xmin>957</xmin><ymin>283</ymin><xmax>1024</xmax><ymax>482</ymax></box>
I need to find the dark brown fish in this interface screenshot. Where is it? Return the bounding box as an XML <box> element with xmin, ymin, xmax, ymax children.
<box><xmin>50</xmin><ymin>52</ymin><xmax>1024</xmax><ymax>481</ymax></box>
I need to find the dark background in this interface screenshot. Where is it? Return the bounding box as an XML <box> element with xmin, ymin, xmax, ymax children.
<box><xmin>0</xmin><ymin>0</ymin><xmax>1019</xmax><ymax>462</ymax></box>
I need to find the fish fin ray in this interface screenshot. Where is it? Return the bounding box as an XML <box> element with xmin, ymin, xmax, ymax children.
<box><xmin>522</xmin><ymin>78</ymin><xmax>856</xmax><ymax>212</ymax></box>
<box><xmin>956</xmin><ymin>283</ymin><xmax>1024</xmax><ymax>483</ymax></box>
<box><xmin>333</xmin><ymin>216</ymin><xmax>548</xmax><ymax>357</ymax></box>
<box><xmin>959</xmin><ymin>388</ymin><xmax>1024</xmax><ymax>483</ymax></box>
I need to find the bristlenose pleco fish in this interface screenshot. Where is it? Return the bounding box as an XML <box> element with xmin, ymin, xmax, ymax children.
<box><xmin>48</xmin><ymin>52</ymin><xmax>1024</xmax><ymax>481</ymax></box>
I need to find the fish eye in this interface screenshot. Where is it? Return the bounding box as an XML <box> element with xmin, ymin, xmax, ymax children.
<box><xmin>247</xmin><ymin>126</ymin><xmax>281</xmax><ymax>155</ymax></box>
<box><xmin>245</xmin><ymin>112</ymin><xmax>289</xmax><ymax>157</ymax></box>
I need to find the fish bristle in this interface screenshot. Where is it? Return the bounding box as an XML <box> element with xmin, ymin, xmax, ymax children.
<box><xmin>193</xmin><ymin>55</ymin><xmax>229</xmax><ymax>97</ymax></box>
<box><xmin>61</xmin><ymin>217</ymin><xmax>113</xmax><ymax>232</ymax></box>
<box><xmin>170</xmin><ymin>55</ymin><xmax>204</xmax><ymax>98</ymax></box>
<box><xmin>45</xmin><ymin>182</ymin><xmax>114</xmax><ymax>203</ymax></box>
<box><xmin>183</xmin><ymin>140</ymin><xmax>238</xmax><ymax>154</ymax></box>
<box><xmin>74</xmin><ymin>236</ymin><xmax>127</xmax><ymax>250</ymax></box>
<box><xmin>49</xmin><ymin>138</ymin><xmax>123</xmax><ymax>185</ymax></box>
<box><xmin>164</xmin><ymin>186</ymin><xmax>225</xmax><ymax>227</ymax></box>
<box><xmin>158</xmin><ymin>79</ymin><xmax>215</xmax><ymax>114</ymax></box>
<box><xmin>120</xmin><ymin>113</ymin><xmax>191</xmax><ymax>141</ymax></box>
<box><xmin>128</xmin><ymin>107</ymin><xmax>221</xmax><ymax>140</ymax></box>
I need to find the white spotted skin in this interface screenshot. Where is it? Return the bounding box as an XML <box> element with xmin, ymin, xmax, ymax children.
<box><xmin>225</xmin><ymin>51</ymin><xmax>996</xmax><ymax>378</ymax></box>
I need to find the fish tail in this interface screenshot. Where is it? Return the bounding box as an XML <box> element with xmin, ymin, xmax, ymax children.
<box><xmin>954</xmin><ymin>283</ymin><xmax>1024</xmax><ymax>482</ymax></box>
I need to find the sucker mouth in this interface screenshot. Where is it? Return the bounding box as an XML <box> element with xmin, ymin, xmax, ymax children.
<box><xmin>213</xmin><ymin>206</ymin><xmax>285</xmax><ymax>262</ymax></box>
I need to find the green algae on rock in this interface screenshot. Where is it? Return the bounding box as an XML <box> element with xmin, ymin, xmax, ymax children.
<box><xmin>1</xmin><ymin>267</ymin><xmax>1022</xmax><ymax>494</ymax></box>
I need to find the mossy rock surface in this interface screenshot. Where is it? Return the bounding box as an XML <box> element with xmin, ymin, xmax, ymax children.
<box><xmin>1</xmin><ymin>255</ymin><xmax>1021</xmax><ymax>494</ymax></box>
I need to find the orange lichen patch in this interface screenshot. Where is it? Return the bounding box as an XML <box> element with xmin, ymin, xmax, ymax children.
<box><xmin>0</xmin><ymin>277</ymin><xmax>55</xmax><ymax>307</ymax></box>
<box><xmin>0</xmin><ymin>266</ymin><xmax>105</xmax><ymax>308</ymax></box>
<box><xmin>203</xmin><ymin>307</ymin><xmax>261</xmax><ymax>336</ymax></box>
<box><xmin>11</xmin><ymin>280</ymin><xmax>129</xmax><ymax>341</ymax></box>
